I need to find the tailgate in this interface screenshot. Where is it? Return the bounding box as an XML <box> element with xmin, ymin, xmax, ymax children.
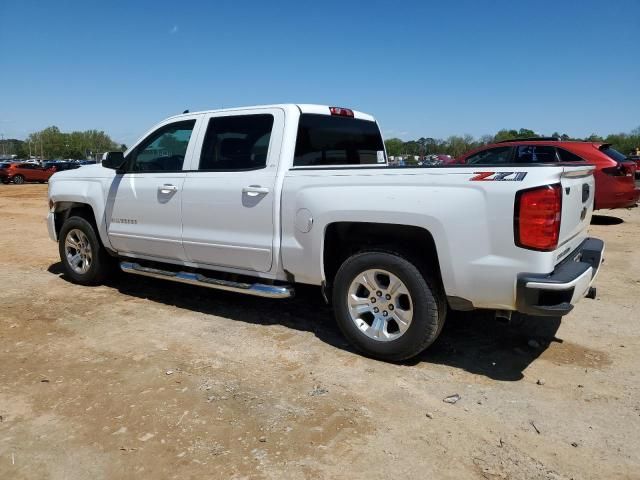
<box><xmin>558</xmin><ymin>165</ymin><xmax>595</xmax><ymax>250</ymax></box>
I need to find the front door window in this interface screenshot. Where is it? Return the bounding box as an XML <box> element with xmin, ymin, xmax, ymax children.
<box><xmin>127</xmin><ymin>120</ymin><xmax>195</xmax><ymax>172</ymax></box>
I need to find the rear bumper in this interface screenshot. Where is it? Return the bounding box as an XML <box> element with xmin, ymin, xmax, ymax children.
<box><xmin>516</xmin><ymin>237</ymin><xmax>604</xmax><ymax>316</ymax></box>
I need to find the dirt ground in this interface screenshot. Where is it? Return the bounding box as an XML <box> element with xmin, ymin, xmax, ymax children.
<box><xmin>0</xmin><ymin>184</ymin><xmax>639</xmax><ymax>480</ymax></box>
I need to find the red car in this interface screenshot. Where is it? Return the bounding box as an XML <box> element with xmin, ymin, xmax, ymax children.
<box><xmin>457</xmin><ymin>138</ymin><xmax>639</xmax><ymax>210</ymax></box>
<box><xmin>0</xmin><ymin>162</ymin><xmax>57</xmax><ymax>184</ymax></box>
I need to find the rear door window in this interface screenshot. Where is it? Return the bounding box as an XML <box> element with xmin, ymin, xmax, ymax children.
<box><xmin>557</xmin><ymin>148</ymin><xmax>584</xmax><ymax>162</ymax></box>
<box><xmin>465</xmin><ymin>146</ymin><xmax>513</xmax><ymax>164</ymax></box>
<box><xmin>515</xmin><ymin>145</ymin><xmax>558</xmax><ymax>163</ymax></box>
<box><xmin>293</xmin><ymin>114</ymin><xmax>385</xmax><ymax>167</ymax></box>
<box><xmin>198</xmin><ymin>114</ymin><xmax>274</xmax><ymax>171</ymax></box>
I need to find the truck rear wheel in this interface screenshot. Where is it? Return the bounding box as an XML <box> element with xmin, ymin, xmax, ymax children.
<box><xmin>58</xmin><ymin>216</ymin><xmax>114</xmax><ymax>285</ymax></box>
<box><xmin>332</xmin><ymin>251</ymin><xmax>445</xmax><ymax>361</ymax></box>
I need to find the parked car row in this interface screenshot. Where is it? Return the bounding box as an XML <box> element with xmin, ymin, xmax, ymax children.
<box><xmin>448</xmin><ymin>138</ymin><xmax>639</xmax><ymax>210</ymax></box>
<box><xmin>0</xmin><ymin>160</ymin><xmax>89</xmax><ymax>184</ymax></box>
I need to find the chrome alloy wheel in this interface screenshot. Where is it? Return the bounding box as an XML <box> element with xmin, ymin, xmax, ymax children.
<box><xmin>64</xmin><ymin>228</ymin><xmax>92</xmax><ymax>274</ymax></box>
<box><xmin>347</xmin><ymin>269</ymin><xmax>413</xmax><ymax>342</ymax></box>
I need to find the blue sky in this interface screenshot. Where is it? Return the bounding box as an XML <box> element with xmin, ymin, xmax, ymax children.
<box><xmin>1</xmin><ymin>0</ymin><xmax>639</xmax><ymax>145</ymax></box>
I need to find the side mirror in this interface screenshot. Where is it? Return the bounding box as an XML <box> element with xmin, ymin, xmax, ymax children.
<box><xmin>102</xmin><ymin>151</ymin><xmax>126</xmax><ymax>171</ymax></box>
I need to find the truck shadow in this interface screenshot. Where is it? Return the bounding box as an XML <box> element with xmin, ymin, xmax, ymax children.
<box><xmin>591</xmin><ymin>214</ymin><xmax>624</xmax><ymax>225</ymax></box>
<box><xmin>413</xmin><ymin>310</ymin><xmax>562</xmax><ymax>381</ymax></box>
<box><xmin>49</xmin><ymin>263</ymin><xmax>561</xmax><ymax>381</ymax></box>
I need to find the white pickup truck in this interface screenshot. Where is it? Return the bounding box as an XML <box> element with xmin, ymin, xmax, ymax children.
<box><xmin>47</xmin><ymin>104</ymin><xmax>604</xmax><ymax>360</ymax></box>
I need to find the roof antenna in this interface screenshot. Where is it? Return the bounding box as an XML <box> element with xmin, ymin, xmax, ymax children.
<box><xmin>182</xmin><ymin>109</ymin><xmax>189</xmax><ymax>114</ymax></box>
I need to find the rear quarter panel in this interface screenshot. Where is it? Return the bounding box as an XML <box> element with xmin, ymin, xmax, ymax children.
<box><xmin>281</xmin><ymin>166</ymin><xmax>585</xmax><ymax>310</ymax></box>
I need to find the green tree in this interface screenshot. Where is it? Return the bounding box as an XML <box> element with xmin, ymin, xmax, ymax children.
<box><xmin>517</xmin><ymin>128</ymin><xmax>537</xmax><ymax>138</ymax></box>
<box><xmin>25</xmin><ymin>126</ymin><xmax>119</xmax><ymax>159</ymax></box>
<box><xmin>384</xmin><ymin>138</ymin><xmax>404</xmax><ymax>156</ymax></box>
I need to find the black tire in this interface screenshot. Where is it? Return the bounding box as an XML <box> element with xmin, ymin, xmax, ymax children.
<box><xmin>58</xmin><ymin>216</ymin><xmax>114</xmax><ymax>285</ymax></box>
<box><xmin>13</xmin><ymin>175</ymin><xmax>25</xmax><ymax>185</ymax></box>
<box><xmin>332</xmin><ymin>251</ymin><xmax>446</xmax><ymax>362</ymax></box>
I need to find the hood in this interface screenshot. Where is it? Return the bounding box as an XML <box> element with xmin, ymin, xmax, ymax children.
<box><xmin>50</xmin><ymin>164</ymin><xmax>115</xmax><ymax>181</ymax></box>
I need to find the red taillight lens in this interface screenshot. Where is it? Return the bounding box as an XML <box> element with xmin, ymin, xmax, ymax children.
<box><xmin>329</xmin><ymin>106</ymin><xmax>354</xmax><ymax>117</ymax></box>
<box><xmin>602</xmin><ymin>162</ymin><xmax>635</xmax><ymax>177</ymax></box>
<box><xmin>515</xmin><ymin>184</ymin><xmax>562</xmax><ymax>251</ymax></box>
<box><xmin>601</xmin><ymin>166</ymin><xmax>625</xmax><ymax>176</ymax></box>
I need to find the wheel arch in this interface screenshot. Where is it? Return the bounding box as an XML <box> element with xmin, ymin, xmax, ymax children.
<box><xmin>322</xmin><ymin>222</ymin><xmax>445</xmax><ymax>300</ymax></box>
<box><xmin>49</xmin><ymin>178</ymin><xmax>114</xmax><ymax>251</ymax></box>
<box><xmin>52</xmin><ymin>201</ymin><xmax>113</xmax><ymax>252</ymax></box>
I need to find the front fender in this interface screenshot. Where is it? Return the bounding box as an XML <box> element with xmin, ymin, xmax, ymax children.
<box><xmin>49</xmin><ymin>178</ymin><xmax>113</xmax><ymax>250</ymax></box>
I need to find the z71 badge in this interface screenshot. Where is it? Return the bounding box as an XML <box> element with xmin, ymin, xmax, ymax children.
<box><xmin>470</xmin><ymin>171</ymin><xmax>527</xmax><ymax>182</ymax></box>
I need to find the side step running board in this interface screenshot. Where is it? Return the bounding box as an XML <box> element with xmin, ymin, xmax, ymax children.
<box><xmin>120</xmin><ymin>262</ymin><xmax>294</xmax><ymax>299</ymax></box>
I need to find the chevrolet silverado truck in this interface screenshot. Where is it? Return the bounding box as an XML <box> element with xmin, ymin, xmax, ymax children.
<box><xmin>47</xmin><ymin>104</ymin><xmax>604</xmax><ymax>361</ymax></box>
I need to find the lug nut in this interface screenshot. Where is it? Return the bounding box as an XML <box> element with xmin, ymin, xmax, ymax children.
<box><xmin>382</xmin><ymin>311</ymin><xmax>388</xmax><ymax>317</ymax></box>
<box><xmin>385</xmin><ymin>294</ymin><xmax>391</xmax><ymax>300</ymax></box>
<box><xmin>389</xmin><ymin>304</ymin><xmax>394</xmax><ymax>310</ymax></box>
<box><xmin>370</xmin><ymin>297</ymin><xmax>376</xmax><ymax>303</ymax></box>
<box><xmin>376</xmin><ymin>291</ymin><xmax>382</xmax><ymax>297</ymax></box>
<box><xmin>373</xmin><ymin>307</ymin><xmax>379</xmax><ymax>313</ymax></box>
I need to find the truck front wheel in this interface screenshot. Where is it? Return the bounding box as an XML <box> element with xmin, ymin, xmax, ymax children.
<box><xmin>332</xmin><ymin>251</ymin><xmax>445</xmax><ymax>362</ymax></box>
<box><xmin>58</xmin><ymin>216</ymin><xmax>114</xmax><ymax>285</ymax></box>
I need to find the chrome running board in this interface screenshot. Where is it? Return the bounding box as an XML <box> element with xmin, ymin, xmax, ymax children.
<box><xmin>120</xmin><ymin>262</ymin><xmax>294</xmax><ymax>299</ymax></box>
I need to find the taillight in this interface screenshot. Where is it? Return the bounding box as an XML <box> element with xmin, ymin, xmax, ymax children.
<box><xmin>602</xmin><ymin>166</ymin><xmax>625</xmax><ymax>176</ymax></box>
<box><xmin>514</xmin><ymin>184</ymin><xmax>562</xmax><ymax>251</ymax></box>
<box><xmin>602</xmin><ymin>162</ymin><xmax>634</xmax><ymax>177</ymax></box>
<box><xmin>329</xmin><ymin>106</ymin><xmax>354</xmax><ymax>117</ymax></box>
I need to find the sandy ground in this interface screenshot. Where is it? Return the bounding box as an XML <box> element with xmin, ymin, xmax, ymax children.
<box><xmin>0</xmin><ymin>184</ymin><xmax>639</xmax><ymax>480</ymax></box>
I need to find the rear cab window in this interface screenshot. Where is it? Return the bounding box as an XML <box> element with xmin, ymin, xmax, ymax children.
<box><xmin>293</xmin><ymin>114</ymin><xmax>385</xmax><ymax>167</ymax></box>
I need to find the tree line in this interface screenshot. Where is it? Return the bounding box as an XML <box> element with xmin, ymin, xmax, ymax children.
<box><xmin>0</xmin><ymin>126</ymin><xmax>125</xmax><ymax>160</ymax></box>
<box><xmin>1</xmin><ymin>124</ymin><xmax>639</xmax><ymax>162</ymax></box>
<box><xmin>384</xmin><ymin>127</ymin><xmax>640</xmax><ymax>160</ymax></box>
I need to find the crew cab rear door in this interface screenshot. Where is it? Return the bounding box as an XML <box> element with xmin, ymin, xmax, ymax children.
<box><xmin>180</xmin><ymin>108</ymin><xmax>284</xmax><ymax>272</ymax></box>
<box><xmin>557</xmin><ymin>165</ymin><xmax>595</xmax><ymax>251</ymax></box>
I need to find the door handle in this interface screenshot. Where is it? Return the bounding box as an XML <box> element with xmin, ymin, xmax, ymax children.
<box><xmin>159</xmin><ymin>184</ymin><xmax>178</xmax><ymax>194</ymax></box>
<box><xmin>242</xmin><ymin>185</ymin><xmax>270</xmax><ymax>196</ymax></box>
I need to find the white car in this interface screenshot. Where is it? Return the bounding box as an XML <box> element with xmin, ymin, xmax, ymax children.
<box><xmin>47</xmin><ymin>104</ymin><xmax>604</xmax><ymax>360</ymax></box>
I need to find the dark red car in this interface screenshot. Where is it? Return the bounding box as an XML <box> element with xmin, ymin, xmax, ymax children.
<box><xmin>628</xmin><ymin>156</ymin><xmax>640</xmax><ymax>178</ymax></box>
<box><xmin>0</xmin><ymin>162</ymin><xmax>58</xmax><ymax>184</ymax></box>
<box><xmin>457</xmin><ymin>139</ymin><xmax>639</xmax><ymax>210</ymax></box>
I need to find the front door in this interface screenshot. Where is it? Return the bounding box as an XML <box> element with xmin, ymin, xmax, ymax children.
<box><xmin>181</xmin><ymin>109</ymin><xmax>284</xmax><ymax>272</ymax></box>
<box><xmin>106</xmin><ymin>118</ymin><xmax>199</xmax><ymax>261</ymax></box>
